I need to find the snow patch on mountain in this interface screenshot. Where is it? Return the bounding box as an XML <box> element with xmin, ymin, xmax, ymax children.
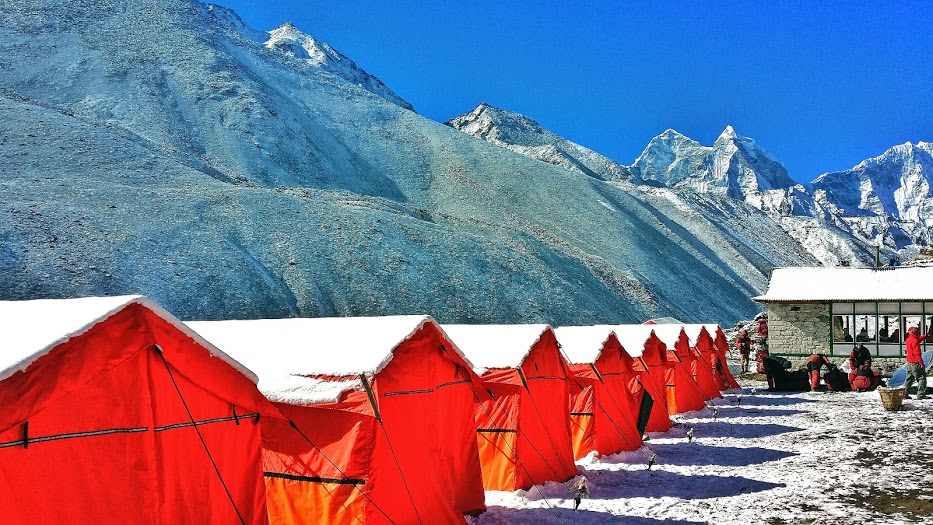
<box><xmin>447</xmin><ymin>103</ymin><xmax>931</xmax><ymax>267</ymax></box>
<box><xmin>261</xmin><ymin>21</ymin><xmax>414</xmax><ymax>111</ymax></box>
<box><xmin>631</xmin><ymin>126</ymin><xmax>797</xmax><ymax>201</ymax></box>
<box><xmin>447</xmin><ymin>103</ymin><xmax>634</xmax><ymax>182</ymax></box>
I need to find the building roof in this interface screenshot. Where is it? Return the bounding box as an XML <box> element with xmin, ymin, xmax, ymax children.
<box><xmin>0</xmin><ymin>295</ymin><xmax>257</xmax><ymax>383</ymax></box>
<box><xmin>754</xmin><ymin>267</ymin><xmax>933</xmax><ymax>303</ymax></box>
<box><xmin>441</xmin><ymin>324</ymin><xmax>552</xmax><ymax>371</ymax></box>
<box><xmin>553</xmin><ymin>325</ymin><xmax>615</xmax><ymax>364</ymax></box>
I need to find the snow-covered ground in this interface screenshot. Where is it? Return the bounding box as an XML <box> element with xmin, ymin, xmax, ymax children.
<box><xmin>473</xmin><ymin>375</ymin><xmax>930</xmax><ymax>524</ymax></box>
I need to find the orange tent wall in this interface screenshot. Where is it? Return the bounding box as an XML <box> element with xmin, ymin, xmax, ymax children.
<box><xmin>260</xmin><ymin>323</ymin><xmax>486</xmax><ymax>525</ymax></box>
<box><xmin>664</xmin><ymin>334</ymin><xmax>709</xmax><ymax>414</ymax></box>
<box><xmin>0</xmin><ymin>304</ymin><xmax>275</xmax><ymax>525</ymax></box>
<box><xmin>691</xmin><ymin>330</ymin><xmax>726</xmax><ymax>399</ymax></box>
<box><xmin>629</xmin><ymin>336</ymin><xmax>673</xmax><ymax>433</ymax></box>
<box><xmin>473</xmin><ymin>330</ymin><xmax>577</xmax><ymax>491</ymax></box>
<box><xmin>709</xmin><ymin>328</ymin><xmax>740</xmax><ymax>389</ymax></box>
<box><xmin>568</xmin><ymin>337</ymin><xmax>644</xmax><ymax>459</ymax></box>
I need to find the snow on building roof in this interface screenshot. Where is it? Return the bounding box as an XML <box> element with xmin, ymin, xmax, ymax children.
<box><xmin>754</xmin><ymin>267</ymin><xmax>933</xmax><ymax>303</ymax></box>
<box><xmin>0</xmin><ymin>295</ymin><xmax>257</xmax><ymax>384</ymax></box>
<box><xmin>441</xmin><ymin>324</ymin><xmax>552</xmax><ymax>371</ymax></box>
<box><xmin>553</xmin><ymin>325</ymin><xmax>616</xmax><ymax>364</ymax></box>
<box><xmin>612</xmin><ymin>325</ymin><xmax>661</xmax><ymax>357</ymax></box>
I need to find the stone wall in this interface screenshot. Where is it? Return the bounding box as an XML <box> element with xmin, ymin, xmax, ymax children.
<box><xmin>768</xmin><ymin>303</ymin><xmax>830</xmax><ymax>355</ymax></box>
<box><xmin>768</xmin><ymin>303</ymin><xmax>904</xmax><ymax>372</ymax></box>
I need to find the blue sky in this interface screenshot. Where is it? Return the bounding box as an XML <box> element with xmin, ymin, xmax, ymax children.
<box><xmin>216</xmin><ymin>1</ymin><xmax>932</xmax><ymax>183</ymax></box>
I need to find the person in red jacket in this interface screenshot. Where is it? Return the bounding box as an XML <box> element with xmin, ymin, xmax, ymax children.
<box><xmin>903</xmin><ymin>326</ymin><xmax>929</xmax><ymax>399</ymax></box>
<box><xmin>848</xmin><ymin>343</ymin><xmax>881</xmax><ymax>392</ymax></box>
<box><xmin>757</xmin><ymin>317</ymin><xmax>769</xmax><ymax>339</ymax></box>
<box><xmin>805</xmin><ymin>353</ymin><xmax>831</xmax><ymax>391</ymax></box>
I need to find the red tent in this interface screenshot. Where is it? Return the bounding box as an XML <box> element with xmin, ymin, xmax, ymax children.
<box><xmin>705</xmin><ymin>324</ymin><xmax>740</xmax><ymax>389</ymax></box>
<box><xmin>682</xmin><ymin>325</ymin><xmax>727</xmax><ymax>399</ymax></box>
<box><xmin>0</xmin><ymin>296</ymin><xmax>277</xmax><ymax>525</ymax></box>
<box><xmin>650</xmin><ymin>326</ymin><xmax>710</xmax><ymax>414</ymax></box>
<box><xmin>442</xmin><ymin>324</ymin><xmax>578</xmax><ymax>491</ymax></box>
<box><xmin>554</xmin><ymin>326</ymin><xmax>644</xmax><ymax>459</ymax></box>
<box><xmin>614</xmin><ymin>326</ymin><xmax>673</xmax><ymax>433</ymax></box>
<box><xmin>191</xmin><ymin>316</ymin><xmax>487</xmax><ymax>525</ymax></box>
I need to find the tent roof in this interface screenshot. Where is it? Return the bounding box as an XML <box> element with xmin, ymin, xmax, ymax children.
<box><xmin>612</xmin><ymin>325</ymin><xmax>660</xmax><ymax>357</ymax></box>
<box><xmin>188</xmin><ymin>316</ymin><xmax>469</xmax><ymax>404</ymax></box>
<box><xmin>643</xmin><ymin>317</ymin><xmax>683</xmax><ymax>324</ymax></box>
<box><xmin>674</xmin><ymin>324</ymin><xmax>717</xmax><ymax>345</ymax></box>
<box><xmin>647</xmin><ymin>325</ymin><xmax>689</xmax><ymax>348</ymax></box>
<box><xmin>0</xmin><ymin>295</ymin><xmax>257</xmax><ymax>384</ymax></box>
<box><xmin>441</xmin><ymin>324</ymin><xmax>551</xmax><ymax>370</ymax></box>
<box><xmin>754</xmin><ymin>267</ymin><xmax>933</xmax><ymax>303</ymax></box>
<box><xmin>553</xmin><ymin>325</ymin><xmax>615</xmax><ymax>364</ymax></box>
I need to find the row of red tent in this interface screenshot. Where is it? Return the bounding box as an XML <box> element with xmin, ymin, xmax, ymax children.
<box><xmin>0</xmin><ymin>296</ymin><xmax>740</xmax><ymax>525</ymax></box>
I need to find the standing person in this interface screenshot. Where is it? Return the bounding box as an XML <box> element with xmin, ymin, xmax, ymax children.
<box><xmin>805</xmin><ymin>353</ymin><xmax>831</xmax><ymax>392</ymax></box>
<box><xmin>736</xmin><ymin>330</ymin><xmax>752</xmax><ymax>374</ymax></box>
<box><xmin>903</xmin><ymin>326</ymin><xmax>929</xmax><ymax>399</ymax></box>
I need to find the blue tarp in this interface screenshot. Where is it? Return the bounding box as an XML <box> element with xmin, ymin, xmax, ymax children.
<box><xmin>887</xmin><ymin>351</ymin><xmax>932</xmax><ymax>387</ymax></box>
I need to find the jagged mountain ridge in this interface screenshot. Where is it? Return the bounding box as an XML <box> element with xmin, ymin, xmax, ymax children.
<box><xmin>445</xmin><ymin>103</ymin><xmax>634</xmax><ymax>182</ymax></box>
<box><xmin>1</xmin><ymin>0</ymin><xmax>820</xmax><ymax>325</ymax></box>
<box><xmin>448</xmin><ymin>103</ymin><xmax>930</xmax><ymax>266</ymax></box>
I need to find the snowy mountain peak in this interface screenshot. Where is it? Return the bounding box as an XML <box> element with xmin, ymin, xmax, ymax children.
<box><xmin>718</xmin><ymin>125</ymin><xmax>738</xmax><ymax>140</ymax></box>
<box><xmin>632</xmin><ymin>125</ymin><xmax>795</xmax><ymax>198</ymax></box>
<box><xmin>261</xmin><ymin>21</ymin><xmax>413</xmax><ymax>110</ymax></box>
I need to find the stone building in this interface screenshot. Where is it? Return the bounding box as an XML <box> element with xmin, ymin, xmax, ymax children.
<box><xmin>754</xmin><ymin>267</ymin><xmax>933</xmax><ymax>367</ymax></box>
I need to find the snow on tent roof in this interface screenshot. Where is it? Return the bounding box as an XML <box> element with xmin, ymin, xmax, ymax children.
<box><xmin>188</xmin><ymin>315</ymin><xmax>453</xmax><ymax>375</ymax></box>
<box><xmin>754</xmin><ymin>267</ymin><xmax>933</xmax><ymax>303</ymax></box>
<box><xmin>553</xmin><ymin>325</ymin><xmax>616</xmax><ymax>364</ymax></box>
<box><xmin>681</xmin><ymin>324</ymin><xmax>717</xmax><ymax>346</ymax></box>
<box><xmin>643</xmin><ymin>317</ymin><xmax>683</xmax><ymax>324</ymax></box>
<box><xmin>646</xmin><ymin>325</ymin><xmax>689</xmax><ymax>348</ymax></box>
<box><xmin>0</xmin><ymin>295</ymin><xmax>257</xmax><ymax>383</ymax></box>
<box><xmin>187</xmin><ymin>316</ymin><xmax>469</xmax><ymax>404</ymax></box>
<box><xmin>612</xmin><ymin>325</ymin><xmax>660</xmax><ymax>357</ymax></box>
<box><xmin>441</xmin><ymin>324</ymin><xmax>551</xmax><ymax>371</ymax></box>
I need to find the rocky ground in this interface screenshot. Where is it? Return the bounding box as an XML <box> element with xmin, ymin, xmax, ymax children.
<box><xmin>473</xmin><ymin>373</ymin><xmax>929</xmax><ymax>524</ymax></box>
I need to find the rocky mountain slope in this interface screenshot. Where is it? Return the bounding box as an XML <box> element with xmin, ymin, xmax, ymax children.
<box><xmin>449</xmin><ymin>103</ymin><xmax>931</xmax><ymax>267</ymax></box>
<box><xmin>0</xmin><ymin>0</ymin><xmax>820</xmax><ymax>325</ymax></box>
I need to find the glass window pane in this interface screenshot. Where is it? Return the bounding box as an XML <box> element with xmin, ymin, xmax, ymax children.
<box><xmin>878</xmin><ymin>315</ymin><xmax>898</xmax><ymax>342</ymax></box>
<box><xmin>833</xmin><ymin>303</ymin><xmax>854</xmax><ymax>314</ymax></box>
<box><xmin>833</xmin><ymin>315</ymin><xmax>855</xmax><ymax>342</ymax></box>
<box><xmin>925</xmin><ymin>302</ymin><xmax>933</xmax><ymax>314</ymax></box>
<box><xmin>854</xmin><ymin>315</ymin><xmax>877</xmax><ymax>342</ymax></box>
<box><xmin>879</xmin><ymin>302</ymin><xmax>900</xmax><ymax>314</ymax></box>
<box><xmin>901</xmin><ymin>316</ymin><xmax>923</xmax><ymax>342</ymax></box>
<box><xmin>903</xmin><ymin>303</ymin><xmax>924</xmax><ymax>314</ymax></box>
<box><xmin>831</xmin><ymin>343</ymin><xmax>851</xmax><ymax>356</ymax></box>
<box><xmin>855</xmin><ymin>303</ymin><xmax>876</xmax><ymax>314</ymax></box>
<box><xmin>878</xmin><ymin>344</ymin><xmax>902</xmax><ymax>357</ymax></box>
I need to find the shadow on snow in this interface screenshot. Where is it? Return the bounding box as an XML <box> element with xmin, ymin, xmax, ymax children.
<box><xmin>639</xmin><ymin>443</ymin><xmax>796</xmax><ymax>467</ymax></box>
<box><xmin>583</xmin><ymin>469</ymin><xmax>785</xmax><ymax>500</ymax></box>
<box><xmin>476</xmin><ymin>506</ymin><xmax>705</xmax><ymax>524</ymax></box>
<box><xmin>685</xmin><ymin>421</ymin><xmax>804</xmax><ymax>439</ymax></box>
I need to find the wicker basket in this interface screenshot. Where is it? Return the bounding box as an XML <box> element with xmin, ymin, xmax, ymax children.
<box><xmin>879</xmin><ymin>387</ymin><xmax>906</xmax><ymax>412</ymax></box>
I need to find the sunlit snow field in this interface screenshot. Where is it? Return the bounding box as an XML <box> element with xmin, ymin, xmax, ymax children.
<box><xmin>473</xmin><ymin>374</ymin><xmax>929</xmax><ymax>525</ymax></box>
